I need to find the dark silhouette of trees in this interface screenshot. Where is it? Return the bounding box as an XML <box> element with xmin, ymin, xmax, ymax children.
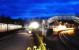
<box><xmin>0</xmin><ymin>15</ymin><xmax>25</xmax><ymax>26</ymax></box>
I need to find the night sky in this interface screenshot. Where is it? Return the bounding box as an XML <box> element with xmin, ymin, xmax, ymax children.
<box><xmin>0</xmin><ymin>0</ymin><xmax>79</xmax><ymax>19</ymax></box>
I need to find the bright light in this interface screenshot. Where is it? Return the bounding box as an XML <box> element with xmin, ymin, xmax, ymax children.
<box><xmin>33</xmin><ymin>46</ymin><xmax>37</xmax><ymax>48</ymax></box>
<box><xmin>0</xmin><ymin>23</ymin><xmax>22</xmax><ymax>32</ymax></box>
<box><xmin>28</xmin><ymin>30</ymin><xmax>32</xmax><ymax>33</ymax></box>
<box><xmin>61</xmin><ymin>29</ymin><xmax>74</xmax><ymax>34</ymax></box>
<box><xmin>26</xmin><ymin>47</ymin><xmax>31</xmax><ymax>50</ymax></box>
<box><xmin>57</xmin><ymin>25</ymin><xmax>66</xmax><ymax>31</ymax></box>
<box><xmin>53</xmin><ymin>25</ymin><xmax>66</xmax><ymax>32</ymax></box>
<box><xmin>28</xmin><ymin>22</ymin><xmax>40</xmax><ymax>29</ymax></box>
<box><xmin>53</xmin><ymin>25</ymin><xmax>75</xmax><ymax>34</ymax></box>
<box><xmin>8</xmin><ymin>24</ymin><xmax>22</xmax><ymax>30</ymax></box>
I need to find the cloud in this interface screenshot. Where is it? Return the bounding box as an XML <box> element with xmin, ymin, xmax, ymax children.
<box><xmin>0</xmin><ymin>0</ymin><xmax>79</xmax><ymax>18</ymax></box>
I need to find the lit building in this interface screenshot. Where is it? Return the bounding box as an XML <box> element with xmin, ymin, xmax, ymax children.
<box><xmin>46</xmin><ymin>16</ymin><xmax>79</xmax><ymax>50</ymax></box>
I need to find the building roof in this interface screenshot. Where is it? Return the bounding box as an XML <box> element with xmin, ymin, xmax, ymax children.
<box><xmin>48</xmin><ymin>16</ymin><xmax>79</xmax><ymax>24</ymax></box>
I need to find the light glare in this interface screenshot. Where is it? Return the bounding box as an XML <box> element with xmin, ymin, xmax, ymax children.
<box><xmin>29</xmin><ymin>22</ymin><xmax>40</xmax><ymax>29</ymax></box>
<box><xmin>53</xmin><ymin>25</ymin><xmax>75</xmax><ymax>35</ymax></box>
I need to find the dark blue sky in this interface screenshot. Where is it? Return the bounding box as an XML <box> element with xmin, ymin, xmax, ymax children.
<box><xmin>0</xmin><ymin>0</ymin><xmax>79</xmax><ymax>19</ymax></box>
